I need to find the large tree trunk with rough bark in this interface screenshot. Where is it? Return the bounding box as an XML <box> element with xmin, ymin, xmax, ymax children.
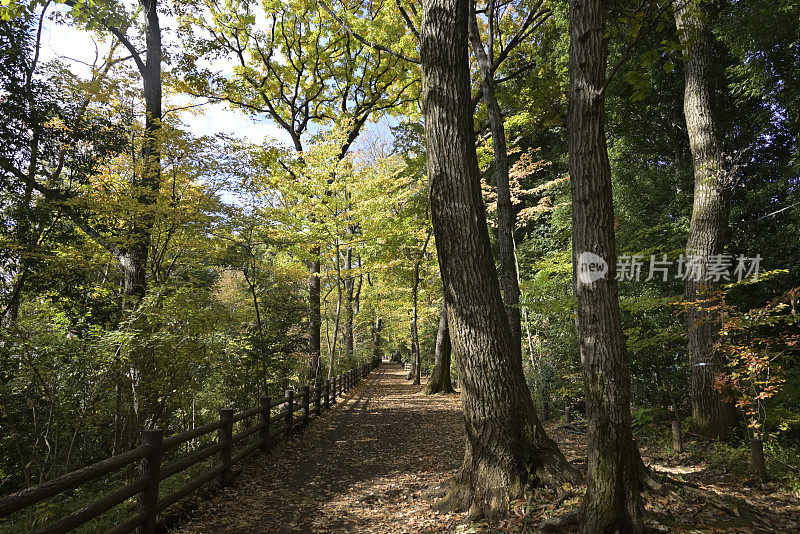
<box><xmin>568</xmin><ymin>0</ymin><xmax>643</xmax><ymax>531</ymax></box>
<box><xmin>423</xmin><ymin>301</ymin><xmax>454</xmax><ymax>394</ymax></box>
<box><xmin>467</xmin><ymin>5</ymin><xmax>522</xmax><ymax>351</ymax></box>
<box><xmin>421</xmin><ymin>0</ymin><xmax>578</xmax><ymax>519</ymax></box>
<box><xmin>673</xmin><ymin>0</ymin><xmax>737</xmax><ymax>439</ymax></box>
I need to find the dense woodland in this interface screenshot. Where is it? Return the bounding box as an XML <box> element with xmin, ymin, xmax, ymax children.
<box><xmin>0</xmin><ymin>0</ymin><xmax>799</xmax><ymax>531</ymax></box>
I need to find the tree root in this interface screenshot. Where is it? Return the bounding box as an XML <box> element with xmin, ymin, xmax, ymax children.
<box><xmin>421</xmin><ymin>381</ymin><xmax>456</xmax><ymax>395</ymax></box>
<box><xmin>539</xmin><ymin>510</ymin><xmax>582</xmax><ymax>531</ymax></box>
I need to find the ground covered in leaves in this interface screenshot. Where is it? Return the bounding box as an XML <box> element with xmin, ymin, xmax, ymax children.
<box><xmin>170</xmin><ymin>364</ymin><xmax>800</xmax><ymax>533</ymax></box>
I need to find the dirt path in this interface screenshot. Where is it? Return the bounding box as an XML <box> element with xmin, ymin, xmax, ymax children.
<box><xmin>172</xmin><ymin>363</ymin><xmax>466</xmax><ymax>533</ymax></box>
<box><xmin>171</xmin><ymin>364</ymin><xmax>800</xmax><ymax>533</ymax></box>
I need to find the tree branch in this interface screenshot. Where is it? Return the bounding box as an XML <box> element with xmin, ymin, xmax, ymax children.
<box><xmin>599</xmin><ymin>0</ymin><xmax>675</xmax><ymax>98</ymax></box>
<box><xmin>319</xmin><ymin>0</ymin><xmax>421</xmax><ymax>64</ymax></box>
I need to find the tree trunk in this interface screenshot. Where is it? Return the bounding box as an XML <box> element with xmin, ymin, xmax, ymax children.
<box><xmin>372</xmin><ymin>317</ymin><xmax>382</xmax><ymax>362</ymax></box>
<box><xmin>343</xmin><ymin>244</ymin><xmax>355</xmax><ymax>364</ymax></box>
<box><xmin>123</xmin><ymin>0</ymin><xmax>162</xmax><ymax>300</ymax></box>
<box><xmin>568</xmin><ymin>0</ymin><xmax>643</xmax><ymax>531</ymax></box>
<box><xmin>421</xmin><ymin>0</ymin><xmax>578</xmax><ymax>519</ymax></box>
<box><xmin>673</xmin><ymin>0</ymin><xmax>737</xmax><ymax>439</ymax></box>
<box><xmin>423</xmin><ymin>300</ymin><xmax>454</xmax><ymax>394</ymax></box>
<box><xmin>1</xmin><ymin>181</ymin><xmax>34</xmax><ymax>328</ymax></box>
<box><xmin>309</xmin><ymin>252</ymin><xmax>322</xmax><ymax>385</ymax></box>
<box><xmin>411</xmin><ymin>264</ymin><xmax>421</xmax><ymax>385</ymax></box>
<box><xmin>327</xmin><ymin>248</ymin><xmax>343</xmax><ymax>382</ymax></box>
<box><xmin>467</xmin><ymin>5</ymin><xmax>522</xmax><ymax>351</ymax></box>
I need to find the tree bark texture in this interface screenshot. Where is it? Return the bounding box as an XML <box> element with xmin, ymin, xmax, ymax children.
<box><xmin>423</xmin><ymin>300</ymin><xmax>455</xmax><ymax>394</ymax></box>
<box><xmin>421</xmin><ymin>0</ymin><xmax>578</xmax><ymax>518</ymax></box>
<box><xmin>467</xmin><ymin>5</ymin><xmax>522</xmax><ymax>352</ymax></box>
<box><xmin>673</xmin><ymin>0</ymin><xmax>737</xmax><ymax>439</ymax></box>
<box><xmin>568</xmin><ymin>0</ymin><xmax>643</xmax><ymax>531</ymax></box>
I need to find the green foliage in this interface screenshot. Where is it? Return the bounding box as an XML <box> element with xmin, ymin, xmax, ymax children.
<box><xmin>2</xmin><ymin>0</ymin><xmax>800</xmax><ymax>525</ymax></box>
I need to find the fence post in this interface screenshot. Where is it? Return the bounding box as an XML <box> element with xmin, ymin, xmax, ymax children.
<box><xmin>217</xmin><ymin>409</ymin><xmax>234</xmax><ymax>487</ymax></box>
<box><xmin>332</xmin><ymin>375</ymin><xmax>338</xmax><ymax>404</ymax></box>
<box><xmin>259</xmin><ymin>396</ymin><xmax>271</xmax><ymax>453</ymax></box>
<box><xmin>751</xmin><ymin>437</ymin><xmax>766</xmax><ymax>480</ymax></box>
<box><xmin>671</xmin><ymin>419</ymin><xmax>682</xmax><ymax>454</ymax></box>
<box><xmin>285</xmin><ymin>390</ymin><xmax>294</xmax><ymax>437</ymax></box>
<box><xmin>324</xmin><ymin>379</ymin><xmax>331</xmax><ymax>410</ymax></box>
<box><xmin>137</xmin><ymin>429</ymin><xmax>162</xmax><ymax>534</ymax></box>
<box><xmin>302</xmin><ymin>385</ymin><xmax>310</xmax><ymax>426</ymax></box>
<box><xmin>314</xmin><ymin>382</ymin><xmax>322</xmax><ymax>416</ymax></box>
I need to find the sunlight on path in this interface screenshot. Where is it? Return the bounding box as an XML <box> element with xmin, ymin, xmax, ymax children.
<box><xmin>170</xmin><ymin>364</ymin><xmax>465</xmax><ymax>533</ymax></box>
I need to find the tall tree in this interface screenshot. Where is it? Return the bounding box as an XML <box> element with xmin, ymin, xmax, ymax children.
<box><xmin>62</xmin><ymin>0</ymin><xmax>163</xmax><ymax>299</ymax></box>
<box><xmin>673</xmin><ymin>0</ymin><xmax>737</xmax><ymax>438</ymax></box>
<box><xmin>467</xmin><ymin>0</ymin><xmax>549</xmax><ymax>353</ymax></box>
<box><xmin>0</xmin><ymin>0</ymin><xmax>163</xmax><ymax>310</ymax></box>
<box><xmin>182</xmin><ymin>0</ymin><xmax>416</xmax><ymax>383</ymax></box>
<box><xmin>421</xmin><ymin>0</ymin><xmax>577</xmax><ymax>519</ymax></box>
<box><xmin>422</xmin><ymin>299</ymin><xmax>455</xmax><ymax>394</ymax></box>
<box><xmin>568</xmin><ymin>0</ymin><xmax>643</xmax><ymax>531</ymax></box>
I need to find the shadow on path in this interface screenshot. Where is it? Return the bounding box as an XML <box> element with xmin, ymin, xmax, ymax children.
<box><xmin>172</xmin><ymin>363</ymin><xmax>464</xmax><ymax>533</ymax></box>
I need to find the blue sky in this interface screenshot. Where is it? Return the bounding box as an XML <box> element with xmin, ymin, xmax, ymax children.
<box><xmin>39</xmin><ymin>6</ymin><xmax>398</xmax><ymax>152</ymax></box>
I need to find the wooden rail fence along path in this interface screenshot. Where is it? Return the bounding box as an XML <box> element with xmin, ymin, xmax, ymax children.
<box><xmin>0</xmin><ymin>361</ymin><xmax>379</xmax><ymax>534</ymax></box>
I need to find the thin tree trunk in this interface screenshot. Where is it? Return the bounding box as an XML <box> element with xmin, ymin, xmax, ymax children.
<box><xmin>421</xmin><ymin>0</ymin><xmax>578</xmax><ymax>518</ymax></box>
<box><xmin>309</xmin><ymin>251</ymin><xmax>322</xmax><ymax>385</ymax></box>
<box><xmin>412</xmin><ymin>264</ymin><xmax>421</xmax><ymax>384</ymax></box>
<box><xmin>371</xmin><ymin>317</ymin><xmax>383</xmax><ymax>362</ymax></box>
<box><xmin>2</xmin><ymin>181</ymin><xmax>34</xmax><ymax>328</ymax></box>
<box><xmin>343</xmin><ymin>241</ymin><xmax>355</xmax><ymax>364</ymax></box>
<box><xmin>568</xmin><ymin>0</ymin><xmax>643</xmax><ymax>531</ymax></box>
<box><xmin>423</xmin><ymin>300</ymin><xmax>454</xmax><ymax>394</ymax></box>
<box><xmin>407</xmin><ymin>320</ymin><xmax>419</xmax><ymax>381</ymax></box>
<box><xmin>467</xmin><ymin>5</ymin><xmax>522</xmax><ymax>351</ymax></box>
<box><xmin>328</xmin><ymin>242</ymin><xmax>343</xmax><ymax>381</ymax></box>
<box><xmin>120</xmin><ymin>0</ymin><xmax>161</xmax><ymax>300</ymax></box>
<box><xmin>673</xmin><ymin>0</ymin><xmax>737</xmax><ymax>439</ymax></box>
<box><xmin>409</xmin><ymin>230</ymin><xmax>431</xmax><ymax>383</ymax></box>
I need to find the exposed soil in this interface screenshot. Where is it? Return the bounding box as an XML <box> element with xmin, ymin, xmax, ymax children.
<box><xmin>170</xmin><ymin>363</ymin><xmax>800</xmax><ymax>533</ymax></box>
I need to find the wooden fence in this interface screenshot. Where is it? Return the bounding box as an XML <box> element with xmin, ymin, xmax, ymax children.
<box><xmin>0</xmin><ymin>361</ymin><xmax>379</xmax><ymax>534</ymax></box>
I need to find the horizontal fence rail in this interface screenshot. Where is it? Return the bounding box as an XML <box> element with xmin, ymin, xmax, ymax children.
<box><xmin>0</xmin><ymin>361</ymin><xmax>379</xmax><ymax>534</ymax></box>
